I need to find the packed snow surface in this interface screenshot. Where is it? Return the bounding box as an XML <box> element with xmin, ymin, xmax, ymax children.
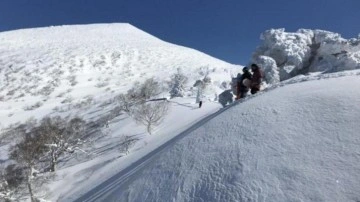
<box><xmin>92</xmin><ymin>72</ymin><xmax>360</xmax><ymax>202</ymax></box>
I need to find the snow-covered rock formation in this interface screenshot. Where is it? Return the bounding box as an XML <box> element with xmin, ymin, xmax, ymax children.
<box><xmin>252</xmin><ymin>28</ymin><xmax>360</xmax><ymax>84</ymax></box>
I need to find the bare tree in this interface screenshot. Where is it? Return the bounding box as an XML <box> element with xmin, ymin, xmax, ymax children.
<box><xmin>126</xmin><ymin>78</ymin><xmax>161</xmax><ymax>100</ymax></box>
<box><xmin>132</xmin><ymin>101</ymin><xmax>169</xmax><ymax>135</ymax></box>
<box><xmin>116</xmin><ymin>93</ymin><xmax>137</xmax><ymax>113</ymax></box>
<box><xmin>0</xmin><ymin>164</ymin><xmax>26</xmax><ymax>202</ymax></box>
<box><xmin>119</xmin><ymin>135</ymin><xmax>139</xmax><ymax>155</ymax></box>
<box><xmin>117</xmin><ymin>77</ymin><xmax>162</xmax><ymax>113</ymax></box>
<box><xmin>10</xmin><ymin>132</ymin><xmax>47</xmax><ymax>202</ymax></box>
<box><xmin>139</xmin><ymin>77</ymin><xmax>161</xmax><ymax>99</ymax></box>
<box><xmin>38</xmin><ymin>116</ymin><xmax>86</xmax><ymax>172</ymax></box>
<box><xmin>0</xmin><ymin>164</ymin><xmax>12</xmax><ymax>202</ymax></box>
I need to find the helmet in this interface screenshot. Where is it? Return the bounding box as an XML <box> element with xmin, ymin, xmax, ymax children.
<box><xmin>251</xmin><ymin>64</ymin><xmax>259</xmax><ymax>70</ymax></box>
<box><xmin>242</xmin><ymin>67</ymin><xmax>249</xmax><ymax>72</ymax></box>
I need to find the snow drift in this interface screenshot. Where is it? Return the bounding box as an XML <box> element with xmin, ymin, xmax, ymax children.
<box><xmin>100</xmin><ymin>71</ymin><xmax>360</xmax><ymax>202</ymax></box>
<box><xmin>252</xmin><ymin>28</ymin><xmax>360</xmax><ymax>84</ymax></box>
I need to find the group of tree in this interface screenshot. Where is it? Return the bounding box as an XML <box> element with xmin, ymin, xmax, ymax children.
<box><xmin>116</xmin><ymin>77</ymin><xmax>170</xmax><ymax>135</ymax></box>
<box><xmin>0</xmin><ymin>68</ymin><xmax>215</xmax><ymax>201</ymax></box>
<box><xmin>115</xmin><ymin>70</ymin><xmax>212</xmax><ymax>134</ymax></box>
<box><xmin>1</xmin><ymin>116</ymin><xmax>86</xmax><ymax>202</ymax></box>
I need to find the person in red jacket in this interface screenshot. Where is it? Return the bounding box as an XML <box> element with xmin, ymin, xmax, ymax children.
<box><xmin>250</xmin><ymin>64</ymin><xmax>263</xmax><ymax>94</ymax></box>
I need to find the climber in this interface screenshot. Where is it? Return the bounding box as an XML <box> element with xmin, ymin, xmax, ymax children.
<box><xmin>237</xmin><ymin>66</ymin><xmax>252</xmax><ymax>99</ymax></box>
<box><xmin>250</xmin><ymin>64</ymin><xmax>263</xmax><ymax>94</ymax></box>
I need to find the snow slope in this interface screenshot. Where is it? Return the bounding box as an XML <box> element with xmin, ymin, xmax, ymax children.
<box><xmin>0</xmin><ymin>23</ymin><xmax>239</xmax><ymax>129</ymax></box>
<box><xmin>45</xmin><ymin>98</ymin><xmax>224</xmax><ymax>202</ymax></box>
<box><xmin>84</xmin><ymin>71</ymin><xmax>360</xmax><ymax>202</ymax></box>
<box><xmin>0</xmin><ymin>23</ymin><xmax>242</xmax><ymax>201</ymax></box>
<box><xmin>2</xmin><ymin>24</ymin><xmax>360</xmax><ymax>202</ymax></box>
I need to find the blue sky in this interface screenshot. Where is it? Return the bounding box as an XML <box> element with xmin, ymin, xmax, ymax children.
<box><xmin>1</xmin><ymin>0</ymin><xmax>359</xmax><ymax>64</ymax></box>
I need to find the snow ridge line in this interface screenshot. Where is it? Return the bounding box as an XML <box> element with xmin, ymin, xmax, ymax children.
<box><xmin>70</xmin><ymin>100</ymin><xmax>240</xmax><ymax>202</ymax></box>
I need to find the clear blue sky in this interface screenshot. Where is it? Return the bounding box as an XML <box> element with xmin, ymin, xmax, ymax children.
<box><xmin>1</xmin><ymin>0</ymin><xmax>359</xmax><ymax>64</ymax></box>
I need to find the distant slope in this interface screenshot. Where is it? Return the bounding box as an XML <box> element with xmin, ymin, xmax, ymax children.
<box><xmin>100</xmin><ymin>71</ymin><xmax>360</xmax><ymax>202</ymax></box>
<box><xmin>0</xmin><ymin>23</ymin><xmax>240</xmax><ymax>128</ymax></box>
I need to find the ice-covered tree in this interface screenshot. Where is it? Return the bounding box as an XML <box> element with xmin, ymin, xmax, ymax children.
<box><xmin>169</xmin><ymin>68</ymin><xmax>188</xmax><ymax>98</ymax></box>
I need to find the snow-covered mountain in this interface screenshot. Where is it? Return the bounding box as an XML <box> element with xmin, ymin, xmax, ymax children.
<box><xmin>0</xmin><ymin>23</ymin><xmax>239</xmax><ymax>129</ymax></box>
<box><xmin>252</xmin><ymin>28</ymin><xmax>360</xmax><ymax>84</ymax></box>
<box><xmin>1</xmin><ymin>24</ymin><xmax>359</xmax><ymax>202</ymax></box>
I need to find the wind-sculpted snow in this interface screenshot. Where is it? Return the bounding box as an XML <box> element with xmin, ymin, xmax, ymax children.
<box><xmin>252</xmin><ymin>28</ymin><xmax>360</xmax><ymax>84</ymax></box>
<box><xmin>98</xmin><ymin>72</ymin><xmax>360</xmax><ymax>202</ymax></box>
<box><xmin>0</xmin><ymin>23</ymin><xmax>239</xmax><ymax>128</ymax></box>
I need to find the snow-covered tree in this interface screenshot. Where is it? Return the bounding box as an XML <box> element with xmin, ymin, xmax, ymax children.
<box><xmin>169</xmin><ymin>68</ymin><xmax>188</xmax><ymax>98</ymax></box>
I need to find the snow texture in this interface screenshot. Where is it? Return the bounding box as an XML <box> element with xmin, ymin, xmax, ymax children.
<box><xmin>73</xmin><ymin>70</ymin><xmax>360</xmax><ymax>202</ymax></box>
<box><xmin>252</xmin><ymin>28</ymin><xmax>360</xmax><ymax>84</ymax></box>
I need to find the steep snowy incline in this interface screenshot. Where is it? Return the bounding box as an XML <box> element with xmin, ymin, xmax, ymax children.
<box><xmin>98</xmin><ymin>73</ymin><xmax>360</xmax><ymax>202</ymax></box>
<box><xmin>0</xmin><ymin>23</ymin><xmax>239</xmax><ymax>128</ymax></box>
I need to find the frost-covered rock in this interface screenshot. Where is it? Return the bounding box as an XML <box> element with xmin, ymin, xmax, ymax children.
<box><xmin>252</xmin><ymin>28</ymin><xmax>360</xmax><ymax>84</ymax></box>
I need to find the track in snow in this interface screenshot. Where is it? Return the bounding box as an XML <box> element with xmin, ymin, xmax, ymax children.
<box><xmin>71</xmin><ymin>70</ymin><xmax>360</xmax><ymax>202</ymax></box>
<box><xmin>71</xmin><ymin>98</ymin><xmax>244</xmax><ymax>202</ymax></box>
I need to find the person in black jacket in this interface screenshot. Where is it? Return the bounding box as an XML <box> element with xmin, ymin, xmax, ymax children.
<box><xmin>237</xmin><ymin>67</ymin><xmax>252</xmax><ymax>99</ymax></box>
